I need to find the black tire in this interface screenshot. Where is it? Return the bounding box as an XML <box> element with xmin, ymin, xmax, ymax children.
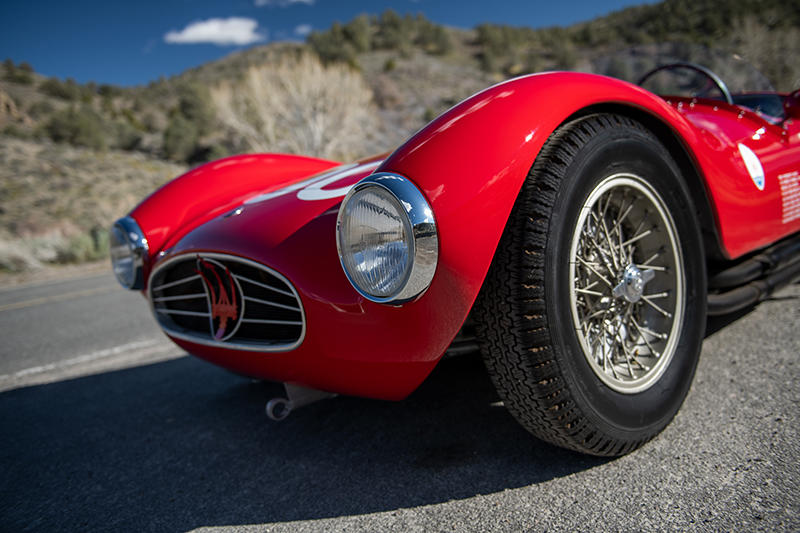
<box><xmin>473</xmin><ymin>113</ymin><xmax>706</xmax><ymax>456</ymax></box>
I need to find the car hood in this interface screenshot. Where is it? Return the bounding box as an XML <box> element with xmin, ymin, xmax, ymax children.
<box><xmin>158</xmin><ymin>157</ymin><xmax>383</xmax><ymax>275</ymax></box>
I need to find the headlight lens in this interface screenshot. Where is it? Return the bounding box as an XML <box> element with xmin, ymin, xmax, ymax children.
<box><xmin>338</xmin><ymin>186</ymin><xmax>412</xmax><ymax>298</ymax></box>
<box><xmin>109</xmin><ymin>217</ymin><xmax>148</xmax><ymax>290</ymax></box>
<box><xmin>336</xmin><ymin>173</ymin><xmax>438</xmax><ymax>304</ymax></box>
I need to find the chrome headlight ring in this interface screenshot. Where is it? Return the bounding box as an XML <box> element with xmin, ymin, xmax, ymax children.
<box><xmin>336</xmin><ymin>172</ymin><xmax>438</xmax><ymax>305</ymax></box>
<box><xmin>109</xmin><ymin>216</ymin><xmax>148</xmax><ymax>290</ymax></box>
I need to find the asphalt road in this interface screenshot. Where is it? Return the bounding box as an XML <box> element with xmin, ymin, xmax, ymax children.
<box><xmin>0</xmin><ymin>270</ymin><xmax>798</xmax><ymax>532</ymax></box>
<box><xmin>0</xmin><ymin>271</ymin><xmax>176</xmax><ymax>378</ymax></box>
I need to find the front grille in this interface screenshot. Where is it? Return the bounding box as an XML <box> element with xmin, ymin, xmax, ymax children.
<box><xmin>148</xmin><ymin>253</ymin><xmax>304</xmax><ymax>351</ymax></box>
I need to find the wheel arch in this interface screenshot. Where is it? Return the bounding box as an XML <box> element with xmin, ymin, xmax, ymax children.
<box><xmin>567</xmin><ymin>103</ymin><xmax>725</xmax><ymax>261</ymax></box>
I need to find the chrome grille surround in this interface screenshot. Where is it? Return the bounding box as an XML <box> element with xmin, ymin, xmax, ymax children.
<box><xmin>148</xmin><ymin>253</ymin><xmax>305</xmax><ymax>352</ymax></box>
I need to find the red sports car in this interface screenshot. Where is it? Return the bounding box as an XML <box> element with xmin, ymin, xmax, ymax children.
<box><xmin>110</xmin><ymin>60</ymin><xmax>800</xmax><ymax>456</ymax></box>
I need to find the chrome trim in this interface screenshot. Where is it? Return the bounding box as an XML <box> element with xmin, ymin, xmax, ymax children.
<box><xmin>151</xmin><ymin>274</ymin><xmax>202</xmax><ymax>292</ymax></box>
<box><xmin>235</xmin><ymin>274</ymin><xmax>295</xmax><ymax>298</ymax></box>
<box><xmin>336</xmin><ymin>172</ymin><xmax>439</xmax><ymax>305</ymax></box>
<box><xmin>152</xmin><ymin>293</ymin><xmax>207</xmax><ymax>303</ymax></box>
<box><xmin>156</xmin><ymin>308</ymin><xmax>211</xmax><ymax>318</ymax></box>
<box><xmin>241</xmin><ymin>318</ymin><xmax>304</xmax><ymax>325</ymax></box>
<box><xmin>568</xmin><ymin>173</ymin><xmax>685</xmax><ymax>394</ymax></box>
<box><xmin>109</xmin><ymin>216</ymin><xmax>148</xmax><ymax>290</ymax></box>
<box><xmin>148</xmin><ymin>252</ymin><xmax>306</xmax><ymax>352</ymax></box>
<box><xmin>243</xmin><ymin>295</ymin><xmax>302</xmax><ymax>312</ymax></box>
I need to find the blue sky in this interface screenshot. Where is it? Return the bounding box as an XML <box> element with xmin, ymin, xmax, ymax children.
<box><xmin>0</xmin><ymin>0</ymin><xmax>657</xmax><ymax>87</ymax></box>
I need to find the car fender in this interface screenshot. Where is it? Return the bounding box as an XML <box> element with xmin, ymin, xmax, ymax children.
<box><xmin>377</xmin><ymin>72</ymin><xmax>710</xmax><ymax>335</ymax></box>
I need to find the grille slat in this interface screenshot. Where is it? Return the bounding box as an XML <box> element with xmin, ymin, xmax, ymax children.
<box><xmin>235</xmin><ymin>275</ymin><xmax>296</xmax><ymax>298</ymax></box>
<box><xmin>152</xmin><ymin>293</ymin><xmax>206</xmax><ymax>303</ymax></box>
<box><xmin>156</xmin><ymin>308</ymin><xmax>210</xmax><ymax>317</ymax></box>
<box><xmin>241</xmin><ymin>318</ymin><xmax>304</xmax><ymax>325</ymax></box>
<box><xmin>151</xmin><ymin>274</ymin><xmax>202</xmax><ymax>292</ymax></box>
<box><xmin>149</xmin><ymin>254</ymin><xmax>305</xmax><ymax>351</ymax></box>
<box><xmin>243</xmin><ymin>295</ymin><xmax>301</xmax><ymax>312</ymax></box>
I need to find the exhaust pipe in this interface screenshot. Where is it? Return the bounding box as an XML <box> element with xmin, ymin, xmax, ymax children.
<box><xmin>709</xmin><ymin>234</ymin><xmax>800</xmax><ymax>290</ymax></box>
<box><xmin>265</xmin><ymin>383</ymin><xmax>337</xmax><ymax>421</ymax></box>
<box><xmin>708</xmin><ymin>237</ymin><xmax>800</xmax><ymax>316</ymax></box>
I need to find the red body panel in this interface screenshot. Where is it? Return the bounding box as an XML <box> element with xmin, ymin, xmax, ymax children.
<box><xmin>130</xmin><ymin>153</ymin><xmax>339</xmax><ymax>283</ymax></box>
<box><xmin>129</xmin><ymin>72</ymin><xmax>800</xmax><ymax>400</ymax></box>
<box><xmin>674</xmin><ymin>99</ymin><xmax>800</xmax><ymax>256</ymax></box>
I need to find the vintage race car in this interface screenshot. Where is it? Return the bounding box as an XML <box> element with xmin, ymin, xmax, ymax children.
<box><xmin>110</xmin><ymin>60</ymin><xmax>800</xmax><ymax>456</ymax></box>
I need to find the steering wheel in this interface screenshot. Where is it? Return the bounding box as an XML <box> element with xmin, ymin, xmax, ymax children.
<box><xmin>637</xmin><ymin>62</ymin><xmax>734</xmax><ymax>105</ymax></box>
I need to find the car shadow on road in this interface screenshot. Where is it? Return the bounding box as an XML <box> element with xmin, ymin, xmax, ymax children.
<box><xmin>0</xmin><ymin>353</ymin><xmax>606</xmax><ymax>531</ymax></box>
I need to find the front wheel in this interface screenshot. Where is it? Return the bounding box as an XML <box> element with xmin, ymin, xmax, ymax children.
<box><xmin>474</xmin><ymin>114</ymin><xmax>706</xmax><ymax>456</ymax></box>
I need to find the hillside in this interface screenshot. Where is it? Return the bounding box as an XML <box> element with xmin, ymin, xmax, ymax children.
<box><xmin>0</xmin><ymin>137</ymin><xmax>184</xmax><ymax>272</ymax></box>
<box><xmin>0</xmin><ymin>0</ymin><xmax>798</xmax><ymax>273</ymax></box>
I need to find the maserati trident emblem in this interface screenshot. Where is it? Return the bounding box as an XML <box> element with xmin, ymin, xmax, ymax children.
<box><xmin>195</xmin><ymin>257</ymin><xmax>243</xmax><ymax>341</ymax></box>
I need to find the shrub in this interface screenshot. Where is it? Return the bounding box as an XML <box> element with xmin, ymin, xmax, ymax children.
<box><xmin>163</xmin><ymin>114</ymin><xmax>198</xmax><ymax>162</ymax></box>
<box><xmin>187</xmin><ymin>143</ymin><xmax>229</xmax><ymax>165</ymax></box>
<box><xmin>98</xmin><ymin>84</ymin><xmax>123</xmax><ymax>98</ymax></box>
<box><xmin>423</xmin><ymin>107</ymin><xmax>437</xmax><ymax>123</ymax></box>
<box><xmin>27</xmin><ymin>100</ymin><xmax>55</xmax><ymax>119</ymax></box>
<box><xmin>2</xmin><ymin>59</ymin><xmax>34</xmax><ymax>84</ymax></box>
<box><xmin>120</xmin><ymin>108</ymin><xmax>145</xmax><ymax>131</ymax></box>
<box><xmin>373</xmin><ymin>10</ymin><xmax>413</xmax><ymax>55</ymax></box>
<box><xmin>343</xmin><ymin>15</ymin><xmax>372</xmax><ymax>53</ymax></box>
<box><xmin>45</xmin><ymin>106</ymin><xmax>106</xmax><ymax>149</ymax></box>
<box><xmin>177</xmin><ymin>83</ymin><xmax>214</xmax><ymax>135</ymax></box>
<box><xmin>39</xmin><ymin>77</ymin><xmax>82</xmax><ymax>100</ymax></box>
<box><xmin>158</xmin><ymin>83</ymin><xmax>215</xmax><ymax>162</ymax></box>
<box><xmin>2</xmin><ymin>124</ymin><xmax>31</xmax><ymax>139</ymax></box>
<box><xmin>416</xmin><ymin>19</ymin><xmax>452</xmax><ymax>55</ymax></box>
<box><xmin>114</xmin><ymin>120</ymin><xmax>143</xmax><ymax>151</ymax></box>
<box><xmin>141</xmin><ymin>112</ymin><xmax>161</xmax><ymax>133</ymax></box>
<box><xmin>476</xmin><ymin>24</ymin><xmax>547</xmax><ymax>75</ymax></box>
<box><xmin>308</xmin><ymin>23</ymin><xmax>358</xmax><ymax>65</ymax></box>
<box><xmin>52</xmin><ymin>227</ymin><xmax>108</xmax><ymax>264</ymax></box>
<box><xmin>307</xmin><ymin>11</ymin><xmax>453</xmax><ymax>63</ymax></box>
<box><xmin>553</xmin><ymin>43</ymin><xmax>578</xmax><ymax>70</ymax></box>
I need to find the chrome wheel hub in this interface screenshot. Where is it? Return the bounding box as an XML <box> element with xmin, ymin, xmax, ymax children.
<box><xmin>568</xmin><ymin>174</ymin><xmax>685</xmax><ymax>394</ymax></box>
<box><xmin>613</xmin><ymin>264</ymin><xmax>655</xmax><ymax>303</ymax></box>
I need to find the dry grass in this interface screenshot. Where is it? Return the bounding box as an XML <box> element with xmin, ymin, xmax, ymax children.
<box><xmin>0</xmin><ymin>136</ymin><xmax>184</xmax><ymax>271</ymax></box>
<box><xmin>211</xmin><ymin>53</ymin><xmax>379</xmax><ymax>161</ymax></box>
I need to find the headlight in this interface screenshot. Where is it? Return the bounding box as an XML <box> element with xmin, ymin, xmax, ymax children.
<box><xmin>109</xmin><ymin>216</ymin><xmax>148</xmax><ymax>290</ymax></box>
<box><xmin>336</xmin><ymin>172</ymin><xmax>438</xmax><ymax>304</ymax></box>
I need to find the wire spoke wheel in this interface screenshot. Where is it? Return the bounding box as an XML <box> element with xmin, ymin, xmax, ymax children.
<box><xmin>569</xmin><ymin>174</ymin><xmax>684</xmax><ymax>393</ymax></box>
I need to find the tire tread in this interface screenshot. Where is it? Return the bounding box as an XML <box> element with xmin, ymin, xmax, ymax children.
<box><xmin>473</xmin><ymin>114</ymin><xmax>659</xmax><ymax>456</ymax></box>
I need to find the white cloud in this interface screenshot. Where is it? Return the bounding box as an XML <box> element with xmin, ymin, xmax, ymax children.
<box><xmin>255</xmin><ymin>0</ymin><xmax>314</xmax><ymax>6</ymax></box>
<box><xmin>164</xmin><ymin>17</ymin><xmax>266</xmax><ymax>46</ymax></box>
<box><xmin>294</xmin><ymin>24</ymin><xmax>312</xmax><ymax>37</ymax></box>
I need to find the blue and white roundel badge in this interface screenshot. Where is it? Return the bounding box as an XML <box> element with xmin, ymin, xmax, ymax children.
<box><xmin>738</xmin><ymin>143</ymin><xmax>765</xmax><ymax>191</ymax></box>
